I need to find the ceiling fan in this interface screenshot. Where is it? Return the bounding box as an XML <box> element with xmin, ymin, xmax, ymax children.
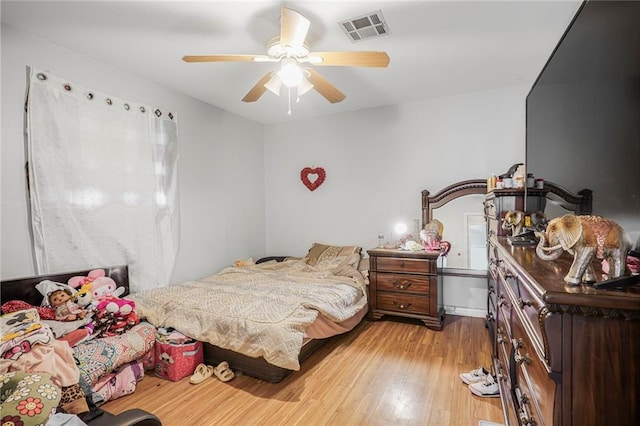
<box><xmin>182</xmin><ymin>7</ymin><xmax>390</xmax><ymax>105</ymax></box>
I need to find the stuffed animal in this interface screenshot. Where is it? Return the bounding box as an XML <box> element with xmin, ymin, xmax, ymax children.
<box><xmin>94</xmin><ymin>295</ymin><xmax>138</xmax><ymax>337</ymax></box>
<box><xmin>90</xmin><ymin>276</ymin><xmax>125</xmax><ymax>302</ymax></box>
<box><xmin>96</xmin><ymin>297</ymin><xmax>135</xmax><ymax>317</ymax></box>
<box><xmin>69</xmin><ymin>269</ymin><xmax>125</xmax><ymax>303</ymax></box>
<box><xmin>72</xmin><ymin>283</ymin><xmax>94</xmax><ymax>309</ymax></box>
<box><xmin>68</xmin><ymin>269</ymin><xmax>104</xmax><ymax>289</ymax></box>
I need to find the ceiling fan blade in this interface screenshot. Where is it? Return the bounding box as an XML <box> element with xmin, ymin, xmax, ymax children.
<box><xmin>308</xmin><ymin>51</ymin><xmax>390</xmax><ymax>68</ymax></box>
<box><xmin>306</xmin><ymin>69</ymin><xmax>346</xmax><ymax>104</ymax></box>
<box><xmin>182</xmin><ymin>54</ymin><xmax>269</xmax><ymax>63</ymax></box>
<box><xmin>280</xmin><ymin>7</ymin><xmax>310</xmax><ymax>50</ymax></box>
<box><xmin>241</xmin><ymin>72</ymin><xmax>274</xmax><ymax>103</ymax></box>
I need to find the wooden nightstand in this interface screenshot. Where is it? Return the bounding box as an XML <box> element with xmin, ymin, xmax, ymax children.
<box><xmin>367</xmin><ymin>248</ymin><xmax>444</xmax><ymax>330</ymax></box>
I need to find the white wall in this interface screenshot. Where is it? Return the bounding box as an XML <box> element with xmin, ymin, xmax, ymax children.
<box><xmin>264</xmin><ymin>87</ymin><xmax>528</xmax><ymax>315</ymax></box>
<box><xmin>0</xmin><ymin>24</ymin><xmax>265</xmax><ymax>285</ymax></box>
<box><xmin>1</xmin><ymin>23</ymin><xmax>531</xmax><ymax>317</ymax></box>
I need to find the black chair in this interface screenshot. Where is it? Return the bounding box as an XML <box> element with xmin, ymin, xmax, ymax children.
<box><xmin>88</xmin><ymin>408</ymin><xmax>161</xmax><ymax>426</ymax></box>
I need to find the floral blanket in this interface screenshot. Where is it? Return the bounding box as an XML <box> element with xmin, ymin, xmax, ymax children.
<box><xmin>73</xmin><ymin>322</ymin><xmax>155</xmax><ymax>385</ymax></box>
<box><xmin>130</xmin><ymin>259</ymin><xmax>367</xmax><ymax>370</ymax></box>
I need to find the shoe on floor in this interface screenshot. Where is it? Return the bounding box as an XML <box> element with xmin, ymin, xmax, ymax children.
<box><xmin>469</xmin><ymin>374</ymin><xmax>500</xmax><ymax>398</ymax></box>
<box><xmin>460</xmin><ymin>366</ymin><xmax>490</xmax><ymax>385</ymax></box>
<box><xmin>189</xmin><ymin>363</ymin><xmax>214</xmax><ymax>384</ymax></box>
<box><xmin>213</xmin><ymin>361</ymin><xmax>235</xmax><ymax>382</ymax></box>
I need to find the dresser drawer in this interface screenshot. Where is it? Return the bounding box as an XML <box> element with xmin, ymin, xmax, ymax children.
<box><xmin>376</xmin><ymin>273</ymin><xmax>431</xmax><ymax>294</ymax></box>
<box><xmin>487</xmin><ymin>217</ymin><xmax>500</xmax><ymax>238</ymax></box>
<box><xmin>515</xmin><ymin>279</ymin><xmax>546</xmax><ymax>364</ymax></box>
<box><xmin>494</xmin><ymin>354</ymin><xmax>520</xmax><ymax>426</ymax></box>
<box><xmin>497</xmin><ymin>295</ymin><xmax>513</xmax><ymax>341</ymax></box>
<box><xmin>375</xmin><ymin>257</ymin><xmax>434</xmax><ymax>274</ymax></box>
<box><xmin>377</xmin><ymin>292</ymin><xmax>429</xmax><ymax>315</ymax></box>
<box><xmin>512</xmin><ymin>314</ymin><xmax>555</xmax><ymax>426</ymax></box>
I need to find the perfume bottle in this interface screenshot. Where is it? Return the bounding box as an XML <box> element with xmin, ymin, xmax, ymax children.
<box><xmin>378</xmin><ymin>234</ymin><xmax>384</xmax><ymax>248</ymax></box>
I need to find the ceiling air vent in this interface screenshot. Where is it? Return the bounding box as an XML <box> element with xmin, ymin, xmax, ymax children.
<box><xmin>339</xmin><ymin>10</ymin><xmax>389</xmax><ymax>43</ymax></box>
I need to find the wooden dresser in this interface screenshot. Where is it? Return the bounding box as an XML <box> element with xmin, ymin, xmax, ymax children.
<box><xmin>484</xmin><ymin>183</ymin><xmax>593</xmax><ymax>350</ymax></box>
<box><xmin>488</xmin><ymin>236</ymin><xmax>640</xmax><ymax>425</ymax></box>
<box><xmin>367</xmin><ymin>248</ymin><xmax>443</xmax><ymax>330</ymax></box>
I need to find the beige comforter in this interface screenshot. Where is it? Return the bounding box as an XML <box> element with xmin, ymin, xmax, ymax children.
<box><xmin>130</xmin><ymin>259</ymin><xmax>367</xmax><ymax>370</ymax></box>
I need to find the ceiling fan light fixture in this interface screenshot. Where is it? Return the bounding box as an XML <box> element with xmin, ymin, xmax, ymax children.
<box><xmin>297</xmin><ymin>76</ymin><xmax>314</xmax><ymax>96</ymax></box>
<box><xmin>264</xmin><ymin>74</ymin><xmax>283</xmax><ymax>95</ymax></box>
<box><xmin>278</xmin><ymin>58</ymin><xmax>303</xmax><ymax>87</ymax></box>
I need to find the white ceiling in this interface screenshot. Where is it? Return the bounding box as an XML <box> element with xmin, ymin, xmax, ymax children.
<box><xmin>1</xmin><ymin>0</ymin><xmax>581</xmax><ymax>124</ymax></box>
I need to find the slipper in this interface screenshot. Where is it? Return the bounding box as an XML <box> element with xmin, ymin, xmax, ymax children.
<box><xmin>213</xmin><ymin>361</ymin><xmax>235</xmax><ymax>382</ymax></box>
<box><xmin>189</xmin><ymin>363</ymin><xmax>214</xmax><ymax>384</ymax></box>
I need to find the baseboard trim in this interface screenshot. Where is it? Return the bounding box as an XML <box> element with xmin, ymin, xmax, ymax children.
<box><xmin>443</xmin><ymin>306</ymin><xmax>486</xmax><ymax>318</ymax></box>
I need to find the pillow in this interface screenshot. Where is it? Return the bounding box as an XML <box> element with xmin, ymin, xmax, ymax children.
<box><xmin>304</xmin><ymin>243</ymin><xmax>362</xmax><ymax>268</ymax></box>
<box><xmin>42</xmin><ymin>316</ymin><xmax>92</xmax><ymax>338</ymax></box>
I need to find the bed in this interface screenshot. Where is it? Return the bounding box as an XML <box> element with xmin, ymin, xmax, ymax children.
<box><xmin>0</xmin><ymin>265</ymin><xmax>156</xmax><ymax>406</ymax></box>
<box><xmin>130</xmin><ymin>243</ymin><xmax>369</xmax><ymax>383</ymax></box>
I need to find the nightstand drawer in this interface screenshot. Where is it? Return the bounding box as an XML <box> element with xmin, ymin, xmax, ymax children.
<box><xmin>376</xmin><ymin>257</ymin><xmax>435</xmax><ymax>274</ymax></box>
<box><xmin>377</xmin><ymin>292</ymin><xmax>429</xmax><ymax>315</ymax></box>
<box><xmin>376</xmin><ymin>273</ymin><xmax>430</xmax><ymax>294</ymax></box>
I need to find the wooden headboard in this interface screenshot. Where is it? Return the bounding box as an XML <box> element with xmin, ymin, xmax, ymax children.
<box><xmin>0</xmin><ymin>265</ymin><xmax>129</xmax><ymax>307</ymax></box>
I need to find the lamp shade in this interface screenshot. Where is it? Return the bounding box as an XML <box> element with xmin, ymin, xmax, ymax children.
<box><xmin>264</xmin><ymin>74</ymin><xmax>283</xmax><ymax>95</ymax></box>
<box><xmin>297</xmin><ymin>76</ymin><xmax>314</xmax><ymax>96</ymax></box>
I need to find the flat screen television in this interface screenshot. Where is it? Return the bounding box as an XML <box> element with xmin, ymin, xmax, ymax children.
<box><xmin>525</xmin><ymin>0</ymin><xmax>640</xmax><ymax>245</ymax></box>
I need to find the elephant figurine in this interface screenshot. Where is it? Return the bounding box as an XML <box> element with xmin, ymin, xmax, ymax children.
<box><xmin>502</xmin><ymin>210</ymin><xmax>525</xmax><ymax>236</ymax></box>
<box><xmin>535</xmin><ymin>214</ymin><xmax>628</xmax><ymax>285</ymax></box>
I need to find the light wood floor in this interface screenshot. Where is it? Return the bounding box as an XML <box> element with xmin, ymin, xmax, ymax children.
<box><xmin>101</xmin><ymin>315</ymin><xmax>503</xmax><ymax>426</ymax></box>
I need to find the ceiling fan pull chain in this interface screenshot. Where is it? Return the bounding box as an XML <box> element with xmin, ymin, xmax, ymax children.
<box><xmin>287</xmin><ymin>87</ymin><xmax>292</xmax><ymax>116</ymax></box>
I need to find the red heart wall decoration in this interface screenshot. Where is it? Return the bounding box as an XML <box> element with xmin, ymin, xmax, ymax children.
<box><xmin>300</xmin><ymin>167</ymin><xmax>326</xmax><ymax>191</ymax></box>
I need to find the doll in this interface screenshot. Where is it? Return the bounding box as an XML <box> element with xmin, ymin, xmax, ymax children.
<box><xmin>420</xmin><ymin>219</ymin><xmax>444</xmax><ymax>250</ymax></box>
<box><xmin>48</xmin><ymin>288</ymin><xmax>88</xmax><ymax>321</ymax></box>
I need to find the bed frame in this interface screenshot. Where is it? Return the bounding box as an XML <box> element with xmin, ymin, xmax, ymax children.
<box><xmin>0</xmin><ymin>262</ymin><xmax>334</xmax><ymax>384</ymax></box>
<box><xmin>0</xmin><ymin>265</ymin><xmax>130</xmax><ymax>306</ymax></box>
<box><xmin>201</xmin><ymin>255</ymin><xmax>331</xmax><ymax>383</ymax></box>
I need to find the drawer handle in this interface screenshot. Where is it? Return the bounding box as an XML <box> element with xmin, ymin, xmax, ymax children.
<box><xmin>515</xmin><ymin>388</ymin><xmax>536</xmax><ymax>426</ymax></box>
<box><xmin>393</xmin><ymin>300</ymin><xmax>412</xmax><ymax>310</ymax></box>
<box><xmin>393</xmin><ymin>280</ymin><xmax>412</xmax><ymax>290</ymax></box>
<box><xmin>514</xmin><ymin>351</ymin><xmax>531</xmax><ymax>365</ymax></box>
<box><xmin>497</xmin><ymin>296</ymin><xmax>507</xmax><ymax>307</ymax></box>
<box><xmin>518</xmin><ymin>298</ymin><xmax>532</xmax><ymax>309</ymax></box>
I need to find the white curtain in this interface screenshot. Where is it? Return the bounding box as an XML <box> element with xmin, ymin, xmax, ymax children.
<box><xmin>26</xmin><ymin>67</ymin><xmax>179</xmax><ymax>292</ymax></box>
